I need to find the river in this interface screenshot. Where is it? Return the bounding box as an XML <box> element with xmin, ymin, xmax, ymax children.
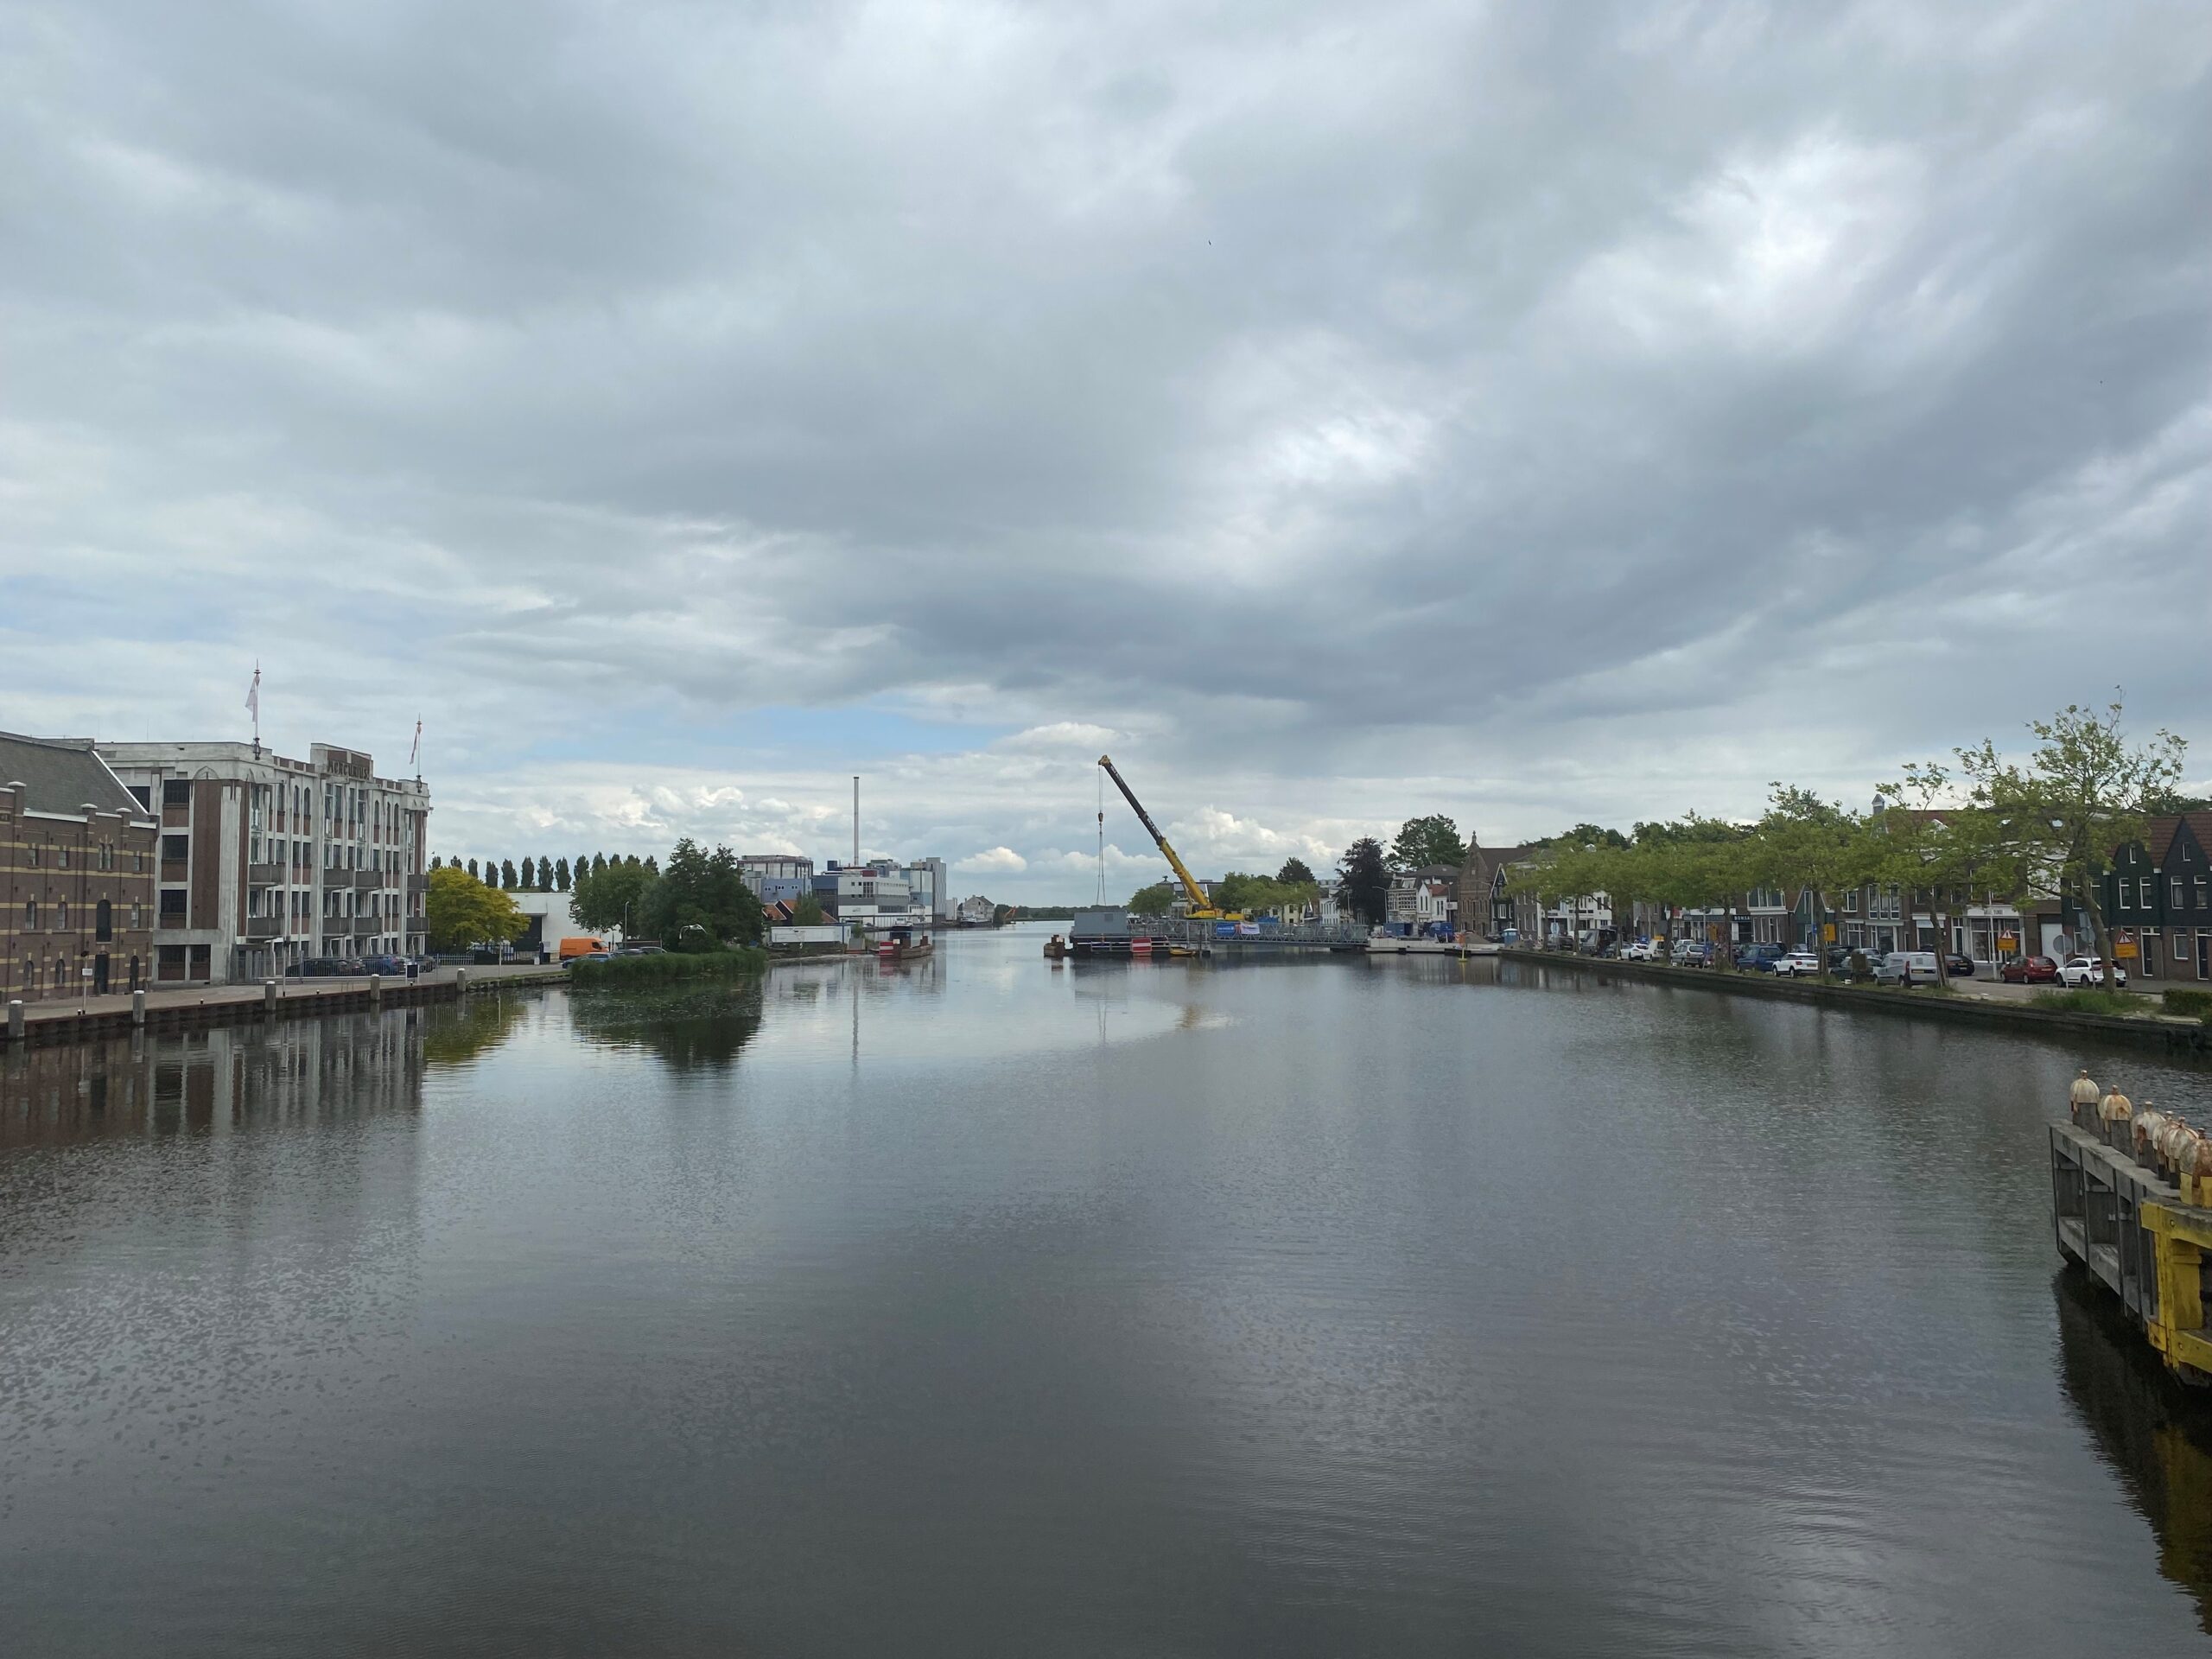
<box><xmin>6</xmin><ymin>928</ymin><xmax>2212</xmax><ymax>1656</ymax></box>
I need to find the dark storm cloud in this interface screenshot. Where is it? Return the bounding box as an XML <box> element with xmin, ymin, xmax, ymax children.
<box><xmin>3</xmin><ymin>1</ymin><xmax>2208</xmax><ymax>880</ymax></box>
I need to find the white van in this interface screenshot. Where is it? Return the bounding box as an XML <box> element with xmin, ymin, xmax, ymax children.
<box><xmin>1878</xmin><ymin>950</ymin><xmax>1941</xmax><ymax>987</ymax></box>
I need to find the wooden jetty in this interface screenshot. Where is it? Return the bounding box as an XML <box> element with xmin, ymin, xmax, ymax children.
<box><xmin>2052</xmin><ymin>1114</ymin><xmax>2212</xmax><ymax>1385</ymax></box>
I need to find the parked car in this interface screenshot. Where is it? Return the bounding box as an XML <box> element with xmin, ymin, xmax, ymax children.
<box><xmin>568</xmin><ymin>951</ymin><xmax>612</xmax><ymax>966</ymax></box>
<box><xmin>1772</xmin><ymin>950</ymin><xmax>1823</xmax><ymax>977</ymax></box>
<box><xmin>1733</xmin><ymin>943</ymin><xmax>1785</xmax><ymax>972</ymax></box>
<box><xmin>1999</xmin><ymin>955</ymin><xmax>2060</xmax><ymax>984</ymax></box>
<box><xmin>2060</xmin><ymin>956</ymin><xmax>2127</xmax><ymax>988</ymax></box>
<box><xmin>1671</xmin><ymin>940</ymin><xmax>1713</xmax><ymax>967</ymax></box>
<box><xmin>1877</xmin><ymin>950</ymin><xmax>1942</xmax><ymax>987</ymax></box>
<box><xmin>296</xmin><ymin>957</ymin><xmax>344</xmax><ymax>977</ymax></box>
<box><xmin>363</xmin><ymin>954</ymin><xmax>406</xmax><ymax>976</ymax></box>
<box><xmin>1942</xmin><ymin>953</ymin><xmax>1975</xmax><ymax>979</ymax></box>
<box><xmin>1619</xmin><ymin>939</ymin><xmax>1659</xmax><ymax>962</ymax></box>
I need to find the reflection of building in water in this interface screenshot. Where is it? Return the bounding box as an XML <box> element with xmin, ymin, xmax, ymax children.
<box><xmin>1</xmin><ymin>1008</ymin><xmax>430</xmax><ymax>1148</ymax></box>
<box><xmin>2056</xmin><ymin>1269</ymin><xmax>2212</xmax><ymax>1634</ymax></box>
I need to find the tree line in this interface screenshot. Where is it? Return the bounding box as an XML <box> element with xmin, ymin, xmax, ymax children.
<box><xmin>1503</xmin><ymin>699</ymin><xmax>2192</xmax><ymax>982</ymax></box>
<box><xmin>425</xmin><ymin>838</ymin><xmax>766</xmax><ymax>953</ymax></box>
<box><xmin>428</xmin><ymin>852</ymin><xmax>650</xmax><ymax>893</ymax></box>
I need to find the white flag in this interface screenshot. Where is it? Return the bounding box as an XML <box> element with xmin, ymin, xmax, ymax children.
<box><xmin>409</xmin><ymin>719</ymin><xmax>422</xmax><ymax>769</ymax></box>
<box><xmin>245</xmin><ymin>665</ymin><xmax>260</xmax><ymax>721</ymax></box>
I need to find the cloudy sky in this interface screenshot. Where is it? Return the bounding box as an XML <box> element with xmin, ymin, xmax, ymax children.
<box><xmin>4</xmin><ymin>2</ymin><xmax>2208</xmax><ymax>898</ymax></box>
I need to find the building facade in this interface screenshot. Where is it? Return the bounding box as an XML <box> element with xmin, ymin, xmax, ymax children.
<box><xmin>99</xmin><ymin>741</ymin><xmax>430</xmax><ymax>984</ymax></box>
<box><xmin>1</xmin><ymin>734</ymin><xmax>159</xmax><ymax>1001</ymax></box>
<box><xmin>2101</xmin><ymin>814</ymin><xmax>2212</xmax><ymax>982</ymax></box>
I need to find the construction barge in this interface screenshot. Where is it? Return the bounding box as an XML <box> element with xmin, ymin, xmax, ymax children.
<box><xmin>2052</xmin><ymin>1081</ymin><xmax>2212</xmax><ymax>1385</ymax></box>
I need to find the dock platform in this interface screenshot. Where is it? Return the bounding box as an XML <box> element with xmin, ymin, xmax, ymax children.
<box><xmin>2051</xmin><ymin>1120</ymin><xmax>2212</xmax><ymax>1385</ymax></box>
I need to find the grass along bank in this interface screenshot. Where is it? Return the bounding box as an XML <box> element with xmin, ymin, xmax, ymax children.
<box><xmin>567</xmin><ymin>949</ymin><xmax>767</xmax><ymax>988</ymax></box>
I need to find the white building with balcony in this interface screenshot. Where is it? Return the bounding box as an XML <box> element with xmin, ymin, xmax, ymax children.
<box><xmin>99</xmin><ymin>741</ymin><xmax>430</xmax><ymax>983</ymax></box>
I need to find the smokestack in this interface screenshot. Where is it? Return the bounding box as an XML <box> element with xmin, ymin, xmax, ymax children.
<box><xmin>853</xmin><ymin>775</ymin><xmax>860</xmax><ymax>866</ymax></box>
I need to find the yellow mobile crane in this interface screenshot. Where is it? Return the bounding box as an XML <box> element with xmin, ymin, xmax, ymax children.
<box><xmin>1096</xmin><ymin>754</ymin><xmax>1243</xmax><ymax>922</ymax></box>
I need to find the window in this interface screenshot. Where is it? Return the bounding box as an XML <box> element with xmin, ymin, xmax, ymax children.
<box><xmin>162</xmin><ymin>835</ymin><xmax>188</xmax><ymax>861</ymax></box>
<box><xmin>25</xmin><ymin>843</ymin><xmax>37</xmax><ymax>868</ymax></box>
<box><xmin>2177</xmin><ymin>879</ymin><xmax>2187</xmax><ymax>907</ymax></box>
<box><xmin>159</xmin><ymin>890</ymin><xmax>187</xmax><ymax>919</ymax></box>
<box><xmin>2199</xmin><ymin>878</ymin><xmax>2209</xmax><ymax>910</ymax></box>
<box><xmin>21</xmin><ymin>901</ymin><xmax>33</xmax><ymax>929</ymax></box>
<box><xmin>129</xmin><ymin>904</ymin><xmax>141</xmax><ymax>930</ymax></box>
<box><xmin>55</xmin><ymin>901</ymin><xmax>68</xmax><ymax>930</ymax></box>
<box><xmin>57</xmin><ymin>847</ymin><xmax>68</xmax><ymax>869</ymax></box>
<box><xmin>162</xmin><ymin>779</ymin><xmax>189</xmax><ymax>807</ymax></box>
<box><xmin>128</xmin><ymin>785</ymin><xmax>150</xmax><ymax>810</ymax></box>
<box><xmin>133</xmin><ymin>849</ymin><xmax>144</xmax><ymax>873</ymax></box>
<box><xmin>95</xmin><ymin>900</ymin><xmax>111</xmax><ymax>942</ymax></box>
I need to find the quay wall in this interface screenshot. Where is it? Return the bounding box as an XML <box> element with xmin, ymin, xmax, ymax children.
<box><xmin>3</xmin><ymin>964</ymin><xmax>571</xmax><ymax>1050</ymax></box>
<box><xmin>1499</xmin><ymin>948</ymin><xmax>2212</xmax><ymax>1058</ymax></box>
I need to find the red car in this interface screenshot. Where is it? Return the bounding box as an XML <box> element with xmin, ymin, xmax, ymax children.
<box><xmin>1999</xmin><ymin>955</ymin><xmax>2059</xmax><ymax>984</ymax></box>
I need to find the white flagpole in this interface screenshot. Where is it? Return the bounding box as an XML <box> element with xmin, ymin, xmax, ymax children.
<box><xmin>245</xmin><ymin>663</ymin><xmax>261</xmax><ymax>753</ymax></box>
<box><xmin>410</xmin><ymin>719</ymin><xmax>423</xmax><ymax>779</ymax></box>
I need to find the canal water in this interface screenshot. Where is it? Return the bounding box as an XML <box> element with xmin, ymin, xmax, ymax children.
<box><xmin>7</xmin><ymin>930</ymin><xmax>2212</xmax><ymax>1656</ymax></box>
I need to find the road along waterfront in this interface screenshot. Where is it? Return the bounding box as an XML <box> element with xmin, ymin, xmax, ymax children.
<box><xmin>6</xmin><ymin>930</ymin><xmax>2212</xmax><ymax>1654</ymax></box>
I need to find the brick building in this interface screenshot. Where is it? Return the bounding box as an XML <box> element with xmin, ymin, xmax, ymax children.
<box><xmin>98</xmin><ymin>741</ymin><xmax>431</xmax><ymax>985</ymax></box>
<box><xmin>1</xmin><ymin>733</ymin><xmax>159</xmax><ymax>1001</ymax></box>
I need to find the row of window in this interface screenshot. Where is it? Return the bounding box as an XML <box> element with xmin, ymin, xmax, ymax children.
<box><xmin>14</xmin><ymin>841</ymin><xmax>144</xmax><ymax>873</ymax></box>
<box><xmin>14</xmin><ymin>899</ymin><xmax>137</xmax><ymax>936</ymax></box>
<box><xmin>2115</xmin><ymin>876</ymin><xmax>2210</xmax><ymax>912</ymax></box>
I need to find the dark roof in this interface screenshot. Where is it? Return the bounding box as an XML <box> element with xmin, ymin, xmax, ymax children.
<box><xmin>2152</xmin><ymin>813</ymin><xmax>2212</xmax><ymax>866</ymax></box>
<box><xmin>0</xmin><ymin>732</ymin><xmax>150</xmax><ymax>820</ymax></box>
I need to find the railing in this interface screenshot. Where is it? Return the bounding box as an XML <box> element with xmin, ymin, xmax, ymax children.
<box><xmin>406</xmin><ymin>874</ymin><xmax>427</xmax><ymax>893</ymax></box>
<box><xmin>353</xmin><ymin>915</ymin><xmax>381</xmax><ymax>938</ymax></box>
<box><xmin>353</xmin><ymin>869</ymin><xmax>385</xmax><ymax>890</ymax></box>
<box><xmin>246</xmin><ymin>916</ymin><xmax>283</xmax><ymax>939</ymax></box>
<box><xmin>247</xmin><ymin>861</ymin><xmax>282</xmax><ymax>886</ymax></box>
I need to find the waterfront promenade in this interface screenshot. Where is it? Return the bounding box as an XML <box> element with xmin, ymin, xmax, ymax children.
<box><xmin>3</xmin><ymin>962</ymin><xmax>569</xmax><ymax>1046</ymax></box>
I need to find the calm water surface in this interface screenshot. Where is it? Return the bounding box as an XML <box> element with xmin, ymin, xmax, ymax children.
<box><xmin>7</xmin><ymin>930</ymin><xmax>2212</xmax><ymax>1656</ymax></box>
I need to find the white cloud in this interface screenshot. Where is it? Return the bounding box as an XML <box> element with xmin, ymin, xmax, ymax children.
<box><xmin>956</xmin><ymin>846</ymin><xmax>1028</xmax><ymax>874</ymax></box>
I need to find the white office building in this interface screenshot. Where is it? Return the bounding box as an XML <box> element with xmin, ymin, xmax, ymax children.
<box><xmin>99</xmin><ymin>740</ymin><xmax>430</xmax><ymax>983</ymax></box>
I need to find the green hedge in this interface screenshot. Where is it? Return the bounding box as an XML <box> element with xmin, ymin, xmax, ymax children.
<box><xmin>567</xmin><ymin>949</ymin><xmax>766</xmax><ymax>987</ymax></box>
<box><xmin>2031</xmin><ymin>988</ymin><xmax>2145</xmax><ymax>1017</ymax></box>
<box><xmin>2164</xmin><ymin>987</ymin><xmax>2212</xmax><ymax>1020</ymax></box>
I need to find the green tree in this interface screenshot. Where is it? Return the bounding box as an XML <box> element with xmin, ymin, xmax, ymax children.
<box><xmin>1956</xmin><ymin>698</ymin><xmax>2186</xmax><ymax>975</ymax></box>
<box><xmin>1389</xmin><ymin>815</ymin><xmax>1466</xmax><ymax>871</ymax></box>
<box><xmin>571</xmin><ymin>855</ymin><xmax>655</xmax><ymax>935</ymax></box>
<box><xmin>575</xmin><ymin>853</ymin><xmax>591</xmax><ymax>888</ymax></box>
<box><xmin>1746</xmin><ymin>786</ymin><xmax>1872</xmax><ymax>978</ymax></box>
<box><xmin>1128</xmin><ymin>880</ymin><xmax>1178</xmax><ymax>914</ymax></box>
<box><xmin>554</xmin><ymin>857</ymin><xmax>570</xmax><ymax>892</ymax></box>
<box><xmin>499</xmin><ymin>858</ymin><xmax>518</xmax><ymax>890</ymax></box>
<box><xmin>426</xmin><ymin>865</ymin><xmax>528</xmax><ymax>953</ymax></box>
<box><xmin>466</xmin><ymin>858</ymin><xmax>480</xmax><ymax>881</ymax></box>
<box><xmin>1338</xmin><ymin>837</ymin><xmax>1391</xmax><ymax>924</ymax></box>
<box><xmin>790</xmin><ymin>891</ymin><xmax>827</xmax><ymax>925</ymax></box>
<box><xmin>1277</xmin><ymin>856</ymin><xmax>1316</xmax><ymax>887</ymax></box>
<box><xmin>1872</xmin><ymin>765</ymin><xmax>2031</xmax><ymax>983</ymax></box>
<box><xmin>591</xmin><ymin>852</ymin><xmax>607</xmax><ymax>879</ymax></box>
<box><xmin>639</xmin><ymin>839</ymin><xmax>763</xmax><ymax>950</ymax></box>
<box><xmin>430</xmin><ymin>855</ymin><xmax>443</xmax><ymax>870</ymax></box>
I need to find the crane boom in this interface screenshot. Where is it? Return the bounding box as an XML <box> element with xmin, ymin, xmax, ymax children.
<box><xmin>1096</xmin><ymin>754</ymin><xmax>1218</xmax><ymax>917</ymax></box>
